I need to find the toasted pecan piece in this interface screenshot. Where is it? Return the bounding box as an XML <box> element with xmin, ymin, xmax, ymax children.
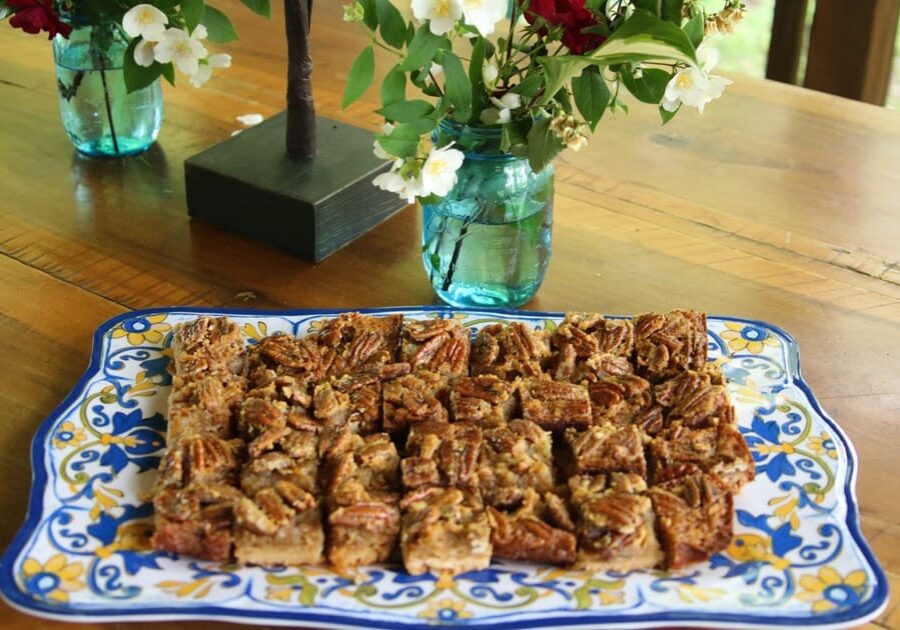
<box><xmin>316</xmin><ymin>312</ymin><xmax>403</xmax><ymax>377</ymax></box>
<box><xmin>449</xmin><ymin>375</ymin><xmax>517</xmax><ymax>428</ymax></box>
<box><xmin>401</xmin><ymin>318</ymin><xmax>470</xmax><ymax>376</ymax></box>
<box><xmin>382</xmin><ymin>371</ymin><xmax>449</xmax><ymax>433</ymax></box>
<box><xmin>520</xmin><ymin>378</ymin><xmax>591</xmax><ymax>431</ymax></box>
<box><xmin>479</xmin><ymin>420</ymin><xmax>554</xmax><ymax>508</ymax></box>
<box><xmin>488</xmin><ymin>489</ymin><xmax>576</xmax><ymax>565</ymax></box>
<box><xmin>634</xmin><ymin>310</ymin><xmax>707</xmax><ymax>382</ymax></box>
<box><xmin>648</xmin><ymin>422</ymin><xmax>754</xmax><ymax>492</ymax></box>
<box><xmin>403</xmin><ymin>421</ymin><xmax>482</xmax><ymax>490</ymax></box>
<box><xmin>470</xmin><ymin>322</ymin><xmax>549</xmax><ymax>380</ymax></box>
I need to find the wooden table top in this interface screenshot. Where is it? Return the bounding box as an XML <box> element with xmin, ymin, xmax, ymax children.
<box><xmin>0</xmin><ymin>1</ymin><xmax>898</xmax><ymax>628</ymax></box>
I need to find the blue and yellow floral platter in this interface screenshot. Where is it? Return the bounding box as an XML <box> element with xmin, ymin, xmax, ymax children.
<box><xmin>0</xmin><ymin>307</ymin><xmax>888</xmax><ymax>628</ymax></box>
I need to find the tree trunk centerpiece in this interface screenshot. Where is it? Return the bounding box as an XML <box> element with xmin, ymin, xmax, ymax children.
<box><xmin>184</xmin><ymin>1</ymin><xmax>405</xmax><ymax>263</ymax></box>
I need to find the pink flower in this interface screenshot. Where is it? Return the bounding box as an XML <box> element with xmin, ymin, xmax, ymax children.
<box><xmin>8</xmin><ymin>0</ymin><xmax>72</xmax><ymax>39</ymax></box>
<box><xmin>525</xmin><ymin>0</ymin><xmax>606</xmax><ymax>55</ymax></box>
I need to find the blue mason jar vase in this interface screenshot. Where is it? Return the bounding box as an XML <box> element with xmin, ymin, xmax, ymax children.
<box><xmin>53</xmin><ymin>21</ymin><xmax>163</xmax><ymax>158</ymax></box>
<box><xmin>422</xmin><ymin>120</ymin><xmax>554</xmax><ymax>309</ymax></box>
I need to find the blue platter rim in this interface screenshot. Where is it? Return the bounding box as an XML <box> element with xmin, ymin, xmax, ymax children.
<box><xmin>0</xmin><ymin>305</ymin><xmax>889</xmax><ymax>628</ymax></box>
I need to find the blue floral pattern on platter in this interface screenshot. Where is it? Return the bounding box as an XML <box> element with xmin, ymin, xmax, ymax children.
<box><xmin>0</xmin><ymin>307</ymin><xmax>888</xmax><ymax>628</ymax></box>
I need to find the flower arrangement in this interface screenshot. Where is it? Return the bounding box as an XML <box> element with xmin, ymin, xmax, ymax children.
<box><xmin>341</xmin><ymin>0</ymin><xmax>745</xmax><ymax>202</ymax></box>
<box><xmin>1</xmin><ymin>0</ymin><xmax>271</xmax><ymax>90</ymax></box>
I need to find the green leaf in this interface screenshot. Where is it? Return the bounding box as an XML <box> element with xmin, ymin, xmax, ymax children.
<box><xmin>500</xmin><ymin>119</ymin><xmax>529</xmax><ymax>154</ymax></box>
<box><xmin>526</xmin><ymin>116</ymin><xmax>565</xmax><ymax>173</ymax></box>
<box><xmin>342</xmin><ymin>45</ymin><xmax>376</xmax><ymax>108</ymax></box>
<box><xmin>0</xmin><ymin>5</ymin><xmax>12</xmax><ymax>20</ymax></box>
<box><xmin>381</xmin><ymin>65</ymin><xmax>407</xmax><ymax>107</ymax></box>
<box><xmin>590</xmin><ymin>10</ymin><xmax>698</xmax><ymax>66</ymax></box>
<box><xmin>202</xmin><ymin>5</ymin><xmax>238</xmax><ymax>43</ymax></box>
<box><xmin>376</xmin><ymin>0</ymin><xmax>406</xmax><ymax>48</ymax></box>
<box><xmin>377</xmin><ymin>123</ymin><xmax>428</xmax><ymax>158</ymax></box>
<box><xmin>378</xmin><ymin>99</ymin><xmax>435</xmax><ymax>122</ymax></box>
<box><xmin>161</xmin><ymin>62</ymin><xmax>176</xmax><ymax>86</ymax></box>
<box><xmin>511</xmin><ymin>72</ymin><xmax>544</xmax><ymax>98</ymax></box>
<box><xmin>123</xmin><ymin>39</ymin><xmax>165</xmax><ymax>93</ymax></box>
<box><xmin>620</xmin><ymin>67</ymin><xmax>671</xmax><ymax>104</ymax></box>
<box><xmin>442</xmin><ymin>51</ymin><xmax>472</xmax><ymax>123</ymax></box>
<box><xmin>537</xmin><ymin>56</ymin><xmax>593</xmax><ymax>105</ymax></box>
<box><xmin>659</xmin><ymin>105</ymin><xmax>678</xmax><ymax>123</ymax></box>
<box><xmin>240</xmin><ymin>0</ymin><xmax>270</xmax><ymax>18</ymax></box>
<box><xmin>683</xmin><ymin>13</ymin><xmax>704</xmax><ymax>48</ymax></box>
<box><xmin>358</xmin><ymin>0</ymin><xmax>378</xmax><ymax>29</ymax></box>
<box><xmin>632</xmin><ymin>0</ymin><xmax>683</xmax><ymax>22</ymax></box>
<box><xmin>181</xmin><ymin>0</ymin><xmax>204</xmax><ymax>31</ymax></box>
<box><xmin>571</xmin><ymin>66</ymin><xmax>610</xmax><ymax>131</ymax></box>
<box><xmin>469</xmin><ymin>37</ymin><xmax>488</xmax><ymax>115</ymax></box>
<box><xmin>399</xmin><ymin>25</ymin><xmax>447</xmax><ymax>72</ymax></box>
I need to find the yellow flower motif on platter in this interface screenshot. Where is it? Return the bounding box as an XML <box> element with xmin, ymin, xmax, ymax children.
<box><xmin>768</xmin><ymin>494</ymin><xmax>801</xmax><ymax>530</ymax></box>
<box><xmin>53</xmin><ymin>421</ymin><xmax>86</xmax><ymax>450</ymax></box>
<box><xmin>675</xmin><ymin>584</ymin><xmax>727</xmax><ymax>604</ymax></box>
<box><xmin>126</xmin><ymin>371</ymin><xmax>157</xmax><ymax>398</ymax></box>
<box><xmin>727</xmin><ymin>534</ymin><xmax>791</xmax><ymax>570</ymax></box>
<box><xmin>157</xmin><ymin>577</ymin><xmax>213</xmax><ymax>599</ymax></box>
<box><xmin>21</xmin><ymin>554</ymin><xmax>84</xmax><ymax>603</ymax></box>
<box><xmin>598</xmin><ymin>590</ymin><xmax>625</xmax><ymax>606</ymax></box>
<box><xmin>89</xmin><ymin>485</ymin><xmax>124</xmax><ymax>521</ymax></box>
<box><xmin>720</xmin><ymin>322</ymin><xmax>780</xmax><ymax>354</ymax></box>
<box><xmin>418</xmin><ymin>597</ymin><xmax>473</xmax><ymax>621</ymax></box>
<box><xmin>110</xmin><ymin>314</ymin><xmax>172</xmax><ymax>346</ymax></box>
<box><xmin>796</xmin><ymin>567</ymin><xmax>867</xmax><ymax>613</ymax></box>
<box><xmin>754</xmin><ymin>442</ymin><xmax>796</xmax><ymax>456</ymax></box>
<box><xmin>95</xmin><ymin>520</ymin><xmax>153</xmax><ymax>559</ymax></box>
<box><xmin>808</xmin><ymin>432</ymin><xmax>838</xmax><ymax>460</ymax></box>
<box><xmin>242</xmin><ymin>321</ymin><xmax>269</xmax><ymax>341</ymax></box>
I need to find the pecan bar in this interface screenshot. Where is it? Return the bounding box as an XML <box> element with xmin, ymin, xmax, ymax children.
<box><xmin>648</xmin><ymin>422</ymin><xmax>754</xmax><ymax>492</ymax></box>
<box><xmin>151</xmin><ymin>483</ymin><xmax>242</xmax><ymax>561</ymax></box>
<box><xmin>155</xmin><ymin>436</ymin><xmax>243</xmax><ymax>489</ymax></box>
<box><xmin>563</xmin><ymin>424</ymin><xmax>647</xmax><ymax>478</ymax></box>
<box><xmin>167</xmin><ymin>373</ymin><xmax>245</xmax><ymax>442</ymax></box>
<box><xmin>400</xmin><ymin>318</ymin><xmax>470</xmax><ymax>376</ymax></box>
<box><xmin>520</xmin><ymin>378</ymin><xmax>591</xmax><ymax>431</ymax></box>
<box><xmin>449</xmin><ymin>375</ymin><xmax>517</xmax><ymax>428</ymax></box>
<box><xmin>238</xmin><ymin>373</ymin><xmax>319</xmax><ymax>440</ymax></box>
<box><xmin>470</xmin><ymin>322</ymin><xmax>550</xmax><ymax>380</ymax></box>
<box><xmin>400</xmin><ymin>487</ymin><xmax>492</xmax><ymax>575</ymax></box>
<box><xmin>316</xmin><ymin>312</ymin><xmax>403</xmax><ymax>377</ymax></box>
<box><xmin>314</xmin><ymin>372</ymin><xmax>382</xmax><ymax>435</ymax></box>
<box><xmin>246</xmin><ymin>333</ymin><xmax>323</xmax><ymax>389</ymax></box>
<box><xmin>634</xmin><ymin>310</ymin><xmax>707</xmax><ymax>382</ymax></box>
<box><xmin>654</xmin><ymin>370</ymin><xmax>735</xmax><ymax>428</ymax></box>
<box><xmin>479</xmin><ymin>420</ymin><xmax>554</xmax><ymax>508</ymax></box>
<box><xmin>402</xmin><ymin>421</ymin><xmax>482</xmax><ymax>490</ymax></box>
<box><xmin>172</xmin><ymin>316</ymin><xmax>245</xmax><ymax>382</ymax></box>
<box><xmin>568</xmin><ymin>473</ymin><xmax>664</xmax><ymax>572</ymax></box>
<box><xmin>322</xmin><ymin>430</ymin><xmax>401</xmax><ymax>569</ymax></box>
<box><xmin>647</xmin><ymin>470</ymin><xmax>733</xmax><ymax>569</ymax></box>
<box><xmin>553</xmin><ymin>312</ymin><xmax>635</xmax><ymax>358</ymax></box>
<box><xmin>587</xmin><ymin>374</ymin><xmax>654</xmax><ymax>427</ymax></box>
<box><xmin>548</xmin><ymin>347</ymin><xmax>634</xmax><ymax>384</ymax></box>
<box><xmin>382</xmin><ymin>371</ymin><xmax>449</xmax><ymax>433</ymax></box>
<box><xmin>488</xmin><ymin>489</ymin><xmax>576</xmax><ymax>565</ymax></box>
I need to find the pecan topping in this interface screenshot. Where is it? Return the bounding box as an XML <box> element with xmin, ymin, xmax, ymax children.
<box><xmin>234</xmin><ymin>497</ymin><xmax>278</xmax><ymax>535</ymax></box>
<box><xmin>275</xmin><ymin>480</ymin><xmax>317</xmax><ymax>512</ymax></box>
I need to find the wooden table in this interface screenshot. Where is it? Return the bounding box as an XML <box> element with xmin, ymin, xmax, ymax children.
<box><xmin>0</xmin><ymin>2</ymin><xmax>898</xmax><ymax>628</ymax></box>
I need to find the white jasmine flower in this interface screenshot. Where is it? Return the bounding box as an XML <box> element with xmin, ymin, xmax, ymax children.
<box><xmin>411</xmin><ymin>0</ymin><xmax>463</xmax><ymax>36</ymax></box>
<box><xmin>461</xmin><ymin>0</ymin><xmax>507</xmax><ymax>36</ymax></box>
<box><xmin>661</xmin><ymin>45</ymin><xmax>732</xmax><ymax>114</ymax></box>
<box><xmin>373</xmin><ymin>122</ymin><xmax>395</xmax><ymax>160</ymax></box>
<box><xmin>550</xmin><ymin>114</ymin><xmax>589</xmax><ymax>151</ymax></box>
<box><xmin>479</xmin><ymin>92</ymin><xmax>521</xmax><ymax>125</ymax></box>
<box><xmin>122</xmin><ymin>4</ymin><xmax>168</xmax><ymax>42</ymax></box>
<box><xmin>482</xmin><ymin>60</ymin><xmax>499</xmax><ymax>86</ymax></box>
<box><xmin>154</xmin><ymin>26</ymin><xmax>209</xmax><ymax>77</ymax></box>
<box><xmin>189</xmin><ymin>53</ymin><xmax>231</xmax><ymax>87</ymax></box>
<box><xmin>133</xmin><ymin>38</ymin><xmax>156</xmax><ymax>67</ymax></box>
<box><xmin>430</xmin><ymin>62</ymin><xmax>443</xmax><ymax>77</ymax></box>
<box><xmin>421</xmin><ymin>144</ymin><xmax>465</xmax><ymax>197</ymax></box>
<box><xmin>374</xmin><ymin>159</ymin><xmax>425</xmax><ymax>203</ymax></box>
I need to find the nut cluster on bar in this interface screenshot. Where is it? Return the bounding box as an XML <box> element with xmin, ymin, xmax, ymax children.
<box><xmin>151</xmin><ymin>310</ymin><xmax>755</xmax><ymax>575</ymax></box>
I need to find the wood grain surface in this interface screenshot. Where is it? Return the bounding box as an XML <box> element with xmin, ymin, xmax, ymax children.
<box><xmin>0</xmin><ymin>1</ymin><xmax>898</xmax><ymax>627</ymax></box>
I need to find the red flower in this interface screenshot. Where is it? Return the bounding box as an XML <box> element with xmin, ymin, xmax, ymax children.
<box><xmin>8</xmin><ymin>0</ymin><xmax>72</xmax><ymax>39</ymax></box>
<box><xmin>525</xmin><ymin>0</ymin><xmax>606</xmax><ymax>55</ymax></box>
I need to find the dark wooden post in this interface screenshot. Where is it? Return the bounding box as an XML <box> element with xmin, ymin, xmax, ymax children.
<box><xmin>284</xmin><ymin>0</ymin><xmax>316</xmax><ymax>159</ymax></box>
<box><xmin>765</xmin><ymin>0</ymin><xmax>809</xmax><ymax>85</ymax></box>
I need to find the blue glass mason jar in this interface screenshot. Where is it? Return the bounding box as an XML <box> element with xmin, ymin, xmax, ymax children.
<box><xmin>53</xmin><ymin>21</ymin><xmax>163</xmax><ymax>158</ymax></box>
<box><xmin>422</xmin><ymin>120</ymin><xmax>554</xmax><ymax>309</ymax></box>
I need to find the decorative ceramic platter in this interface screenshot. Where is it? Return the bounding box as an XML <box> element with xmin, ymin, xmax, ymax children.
<box><xmin>0</xmin><ymin>307</ymin><xmax>888</xmax><ymax>628</ymax></box>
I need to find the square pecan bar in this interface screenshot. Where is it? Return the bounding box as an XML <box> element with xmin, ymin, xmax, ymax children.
<box><xmin>634</xmin><ymin>310</ymin><xmax>707</xmax><ymax>382</ymax></box>
<box><xmin>564</xmin><ymin>424</ymin><xmax>647</xmax><ymax>478</ymax></box>
<box><xmin>552</xmin><ymin>313</ymin><xmax>635</xmax><ymax>358</ymax></box>
<box><xmin>155</xmin><ymin>436</ymin><xmax>243</xmax><ymax>489</ymax></box>
<box><xmin>152</xmin><ymin>483</ymin><xmax>243</xmax><ymax>561</ymax></box>
<box><xmin>449</xmin><ymin>375</ymin><xmax>517</xmax><ymax>428</ymax></box>
<box><xmin>586</xmin><ymin>374</ymin><xmax>655</xmax><ymax>428</ymax></box>
<box><xmin>648</xmin><ymin>422</ymin><xmax>755</xmax><ymax>492</ymax></box>
<box><xmin>400</xmin><ymin>487</ymin><xmax>492</xmax><ymax>576</ymax></box>
<box><xmin>400</xmin><ymin>318</ymin><xmax>470</xmax><ymax>376</ymax></box>
<box><xmin>520</xmin><ymin>378</ymin><xmax>591</xmax><ymax>431</ymax></box>
<box><xmin>402</xmin><ymin>421</ymin><xmax>482</xmax><ymax>490</ymax></box>
<box><xmin>316</xmin><ymin>312</ymin><xmax>403</xmax><ymax>377</ymax></box>
<box><xmin>314</xmin><ymin>372</ymin><xmax>382</xmax><ymax>435</ymax></box>
<box><xmin>234</xmin><ymin>485</ymin><xmax>324</xmax><ymax>566</ymax></box>
<box><xmin>488</xmin><ymin>489</ymin><xmax>576</xmax><ymax>565</ymax></box>
<box><xmin>653</xmin><ymin>370</ymin><xmax>735</xmax><ymax>428</ymax></box>
<box><xmin>648</xmin><ymin>470</ymin><xmax>733</xmax><ymax>569</ymax></box>
<box><xmin>172</xmin><ymin>316</ymin><xmax>246</xmax><ymax>382</ymax></box>
<box><xmin>246</xmin><ymin>333</ymin><xmax>323</xmax><ymax>389</ymax></box>
<box><xmin>382</xmin><ymin>371</ymin><xmax>449</xmax><ymax>433</ymax></box>
<box><xmin>568</xmin><ymin>473</ymin><xmax>663</xmax><ymax>571</ymax></box>
<box><xmin>479</xmin><ymin>420</ymin><xmax>554</xmax><ymax>508</ymax></box>
<box><xmin>167</xmin><ymin>373</ymin><xmax>245</xmax><ymax>442</ymax></box>
<box><xmin>548</xmin><ymin>348</ymin><xmax>634</xmax><ymax>384</ymax></box>
<box><xmin>238</xmin><ymin>373</ymin><xmax>320</xmax><ymax>440</ymax></box>
<box><xmin>240</xmin><ymin>428</ymin><xmax>319</xmax><ymax>497</ymax></box>
<box><xmin>470</xmin><ymin>322</ymin><xmax>550</xmax><ymax>380</ymax></box>
<box><xmin>322</xmin><ymin>431</ymin><xmax>401</xmax><ymax>569</ymax></box>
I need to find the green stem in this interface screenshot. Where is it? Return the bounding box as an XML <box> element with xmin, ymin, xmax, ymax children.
<box><xmin>99</xmin><ymin>64</ymin><xmax>121</xmax><ymax>156</ymax></box>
